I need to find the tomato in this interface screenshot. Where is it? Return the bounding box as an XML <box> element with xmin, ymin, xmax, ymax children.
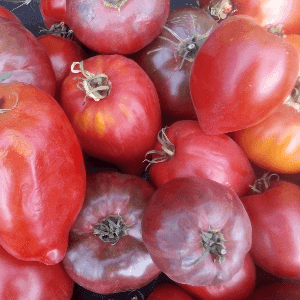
<box><xmin>40</xmin><ymin>0</ymin><xmax>68</xmax><ymax>28</ymax></box>
<box><xmin>189</xmin><ymin>15</ymin><xmax>299</xmax><ymax>135</ymax></box>
<box><xmin>60</xmin><ymin>55</ymin><xmax>161</xmax><ymax>176</ymax></box>
<box><xmin>0</xmin><ymin>17</ymin><xmax>56</xmax><ymax>96</ymax></box>
<box><xmin>142</xmin><ymin>177</ymin><xmax>252</xmax><ymax>286</ymax></box>
<box><xmin>177</xmin><ymin>253</ymin><xmax>255</xmax><ymax>300</ymax></box>
<box><xmin>248</xmin><ymin>282</ymin><xmax>300</xmax><ymax>300</ymax></box>
<box><xmin>147</xmin><ymin>283</ymin><xmax>195</xmax><ymax>300</ymax></box>
<box><xmin>135</xmin><ymin>7</ymin><xmax>217</xmax><ymax>124</ymax></box>
<box><xmin>146</xmin><ymin>120</ymin><xmax>255</xmax><ymax>197</ymax></box>
<box><xmin>0</xmin><ymin>245</ymin><xmax>74</xmax><ymax>300</ymax></box>
<box><xmin>234</xmin><ymin>103</ymin><xmax>300</xmax><ymax>173</ymax></box>
<box><xmin>0</xmin><ymin>6</ymin><xmax>22</xmax><ymax>24</ymax></box>
<box><xmin>285</xmin><ymin>34</ymin><xmax>300</xmax><ymax>55</ymax></box>
<box><xmin>241</xmin><ymin>178</ymin><xmax>300</xmax><ymax>280</ymax></box>
<box><xmin>65</xmin><ymin>0</ymin><xmax>170</xmax><ymax>54</ymax></box>
<box><xmin>200</xmin><ymin>0</ymin><xmax>300</xmax><ymax>35</ymax></box>
<box><xmin>62</xmin><ymin>171</ymin><xmax>161</xmax><ymax>295</ymax></box>
<box><xmin>0</xmin><ymin>83</ymin><xmax>86</xmax><ymax>265</ymax></box>
<box><xmin>37</xmin><ymin>34</ymin><xmax>87</xmax><ymax>100</ymax></box>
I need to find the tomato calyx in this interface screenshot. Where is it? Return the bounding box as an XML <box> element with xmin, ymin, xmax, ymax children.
<box><xmin>194</xmin><ymin>227</ymin><xmax>227</xmax><ymax>265</ymax></box>
<box><xmin>71</xmin><ymin>61</ymin><xmax>112</xmax><ymax>104</ymax></box>
<box><xmin>0</xmin><ymin>91</ymin><xmax>19</xmax><ymax>114</ymax></box>
<box><xmin>265</xmin><ymin>24</ymin><xmax>286</xmax><ymax>38</ymax></box>
<box><xmin>102</xmin><ymin>0</ymin><xmax>128</xmax><ymax>11</ymax></box>
<box><xmin>203</xmin><ymin>0</ymin><xmax>236</xmax><ymax>21</ymax></box>
<box><xmin>284</xmin><ymin>77</ymin><xmax>300</xmax><ymax>112</ymax></box>
<box><xmin>144</xmin><ymin>126</ymin><xmax>175</xmax><ymax>170</ymax></box>
<box><xmin>249</xmin><ymin>172</ymin><xmax>279</xmax><ymax>194</ymax></box>
<box><xmin>39</xmin><ymin>22</ymin><xmax>74</xmax><ymax>39</ymax></box>
<box><xmin>93</xmin><ymin>215</ymin><xmax>133</xmax><ymax>245</ymax></box>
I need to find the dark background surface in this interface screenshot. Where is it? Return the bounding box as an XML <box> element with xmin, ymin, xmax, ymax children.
<box><xmin>0</xmin><ymin>1</ymin><xmax>199</xmax><ymax>300</ymax></box>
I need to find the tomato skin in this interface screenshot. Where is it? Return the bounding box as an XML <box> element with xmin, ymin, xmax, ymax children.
<box><xmin>234</xmin><ymin>104</ymin><xmax>300</xmax><ymax>173</ymax></box>
<box><xmin>190</xmin><ymin>15</ymin><xmax>299</xmax><ymax>135</ymax></box>
<box><xmin>66</xmin><ymin>0</ymin><xmax>170</xmax><ymax>54</ymax></box>
<box><xmin>0</xmin><ymin>83</ymin><xmax>86</xmax><ymax>265</ymax></box>
<box><xmin>148</xmin><ymin>120</ymin><xmax>256</xmax><ymax>197</ymax></box>
<box><xmin>177</xmin><ymin>253</ymin><xmax>256</xmax><ymax>300</ymax></box>
<box><xmin>142</xmin><ymin>177</ymin><xmax>252</xmax><ymax>286</ymax></box>
<box><xmin>241</xmin><ymin>181</ymin><xmax>300</xmax><ymax>280</ymax></box>
<box><xmin>37</xmin><ymin>34</ymin><xmax>87</xmax><ymax>99</ymax></box>
<box><xmin>62</xmin><ymin>171</ymin><xmax>161</xmax><ymax>295</ymax></box>
<box><xmin>147</xmin><ymin>283</ymin><xmax>195</xmax><ymax>300</ymax></box>
<box><xmin>0</xmin><ymin>245</ymin><xmax>74</xmax><ymax>300</ymax></box>
<box><xmin>40</xmin><ymin>0</ymin><xmax>68</xmax><ymax>28</ymax></box>
<box><xmin>0</xmin><ymin>7</ymin><xmax>22</xmax><ymax>24</ymax></box>
<box><xmin>60</xmin><ymin>54</ymin><xmax>161</xmax><ymax>176</ymax></box>
<box><xmin>0</xmin><ymin>17</ymin><xmax>56</xmax><ymax>96</ymax></box>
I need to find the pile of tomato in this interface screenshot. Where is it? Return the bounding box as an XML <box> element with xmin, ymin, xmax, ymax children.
<box><xmin>1</xmin><ymin>0</ymin><xmax>300</xmax><ymax>299</ymax></box>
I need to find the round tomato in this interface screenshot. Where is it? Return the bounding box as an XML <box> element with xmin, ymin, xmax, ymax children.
<box><xmin>146</xmin><ymin>120</ymin><xmax>256</xmax><ymax>197</ymax></box>
<box><xmin>142</xmin><ymin>177</ymin><xmax>252</xmax><ymax>286</ymax></box>
<box><xmin>147</xmin><ymin>283</ymin><xmax>195</xmax><ymax>300</ymax></box>
<box><xmin>0</xmin><ymin>83</ymin><xmax>86</xmax><ymax>265</ymax></box>
<box><xmin>190</xmin><ymin>15</ymin><xmax>299</xmax><ymax>135</ymax></box>
<box><xmin>60</xmin><ymin>55</ymin><xmax>161</xmax><ymax>176</ymax></box>
<box><xmin>177</xmin><ymin>253</ymin><xmax>256</xmax><ymax>300</ymax></box>
<box><xmin>0</xmin><ymin>245</ymin><xmax>74</xmax><ymax>300</ymax></box>
<box><xmin>62</xmin><ymin>171</ymin><xmax>161</xmax><ymax>295</ymax></box>
<box><xmin>241</xmin><ymin>179</ymin><xmax>300</xmax><ymax>280</ymax></box>
<box><xmin>40</xmin><ymin>0</ymin><xmax>68</xmax><ymax>28</ymax></box>
<box><xmin>0</xmin><ymin>17</ymin><xmax>56</xmax><ymax>96</ymax></box>
<box><xmin>65</xmin><ymin>0</ymin><xmax>170</xmax><ymax>54</ymax></box>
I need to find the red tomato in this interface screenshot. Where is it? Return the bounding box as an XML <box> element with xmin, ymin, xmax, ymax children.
<box><xmin>60</xmin><ymin>55</ymin><xmax>161</xmax><ymax>176</ymax></box>
<box><xmin>62</xmin><ymin>171</ymin><xmax>161</xmax><ymax>295</ymax></box>
<box><xmin>65</xmin><ymin>0</ymin><xmax>170</xmax><ymax>54</ymax></box>
<box><xmin>248</xmin><ymin>282</ymin><xmax>300</xmax><ymax>300</ymax></box>
<box><xmin>177</xmin><ymin>253</ymin><xmax>256</xmax><ymax>300</ymax></box>
<box><xmin>0</xmin><ymin>6</ymin><xmax>22</xmax><ymax>24</ymax></box>
<box><xmin>147</xmin><ymin>283</ymin><xmax>195</xmax><ymax>300</ymax></box>
<box><xmin>0</xmin><ymin>17</ymin><xmax>56</xmax><ymax>96</ymax></box>
<box><xmin>0</xmin><ymin>83</ymin><xmax>86</xmax><ymax>265</ymax></box>
<box><xmin>37</xmin><ymin>34</ymin><xmax>87</xmax><ymax>100</ymax></box>
<box><xmin>241</xmin><ymin>179</ymin><xmax>300</xmax><ymax>280</ymax></box>
<box><xmin>189</xmin><ymin>15</ymin><xmax>299</xmax><ymax>135</ymax></box>
<box><xmin>146</xmin><ymin>120</ymin><xmax>255</xmax><ymax>197</ymax></box>
<box><xmin>234</xmin><ymin>104</ymin><xmax>300</xmax><ymax>173</ymax></box>
<box><xmin>135</xmin><ymin>8</ymin><xmax>218</xmax><ymax>124</ymax></box>
<box><xmin>0</xmin><ymin>245</ymin><xmax>74</xmax><ymax>300</ymax></box>
<box><xmin>200</xmin><ymin>0</ymin><xmax>300</xmax><ymax>35</ymax></box>
<box><xmin>142</xmin><ymin>177</ymin><xmax>252</xmax><ymax>286</ymax></box>
<box><xmin>40</xmin><ymin>0</ymin><xmax>68</xmax><ymax>28</ymax></box>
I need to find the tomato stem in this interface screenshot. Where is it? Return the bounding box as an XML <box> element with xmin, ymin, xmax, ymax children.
<box><xmin>39</xmin><ymin>22</ymin><xmax>74</xmax><ymax>39</ymax></box>
<box><xmin>203</xmin><ymin>0</ymin><xmax>236</xmax><ymax>21</ymax></box>
<box><xmin>102</xmin><ymin>0</ymin><xmax>128</xmax><ymax>11</ymax></box>
<box><xmin>284</xmin><ymin>76</ymin><xmax>300</xmax><ymax>112</ymax></box>
<box><xmin>249</xmin><ymin>172</ymin><xmax>279</xmax><ymax>194</ymax></box>
<box><xmin>265</xmin><ymin>24</ymin><xmax>285</xmax><ymax>38</ymax></box>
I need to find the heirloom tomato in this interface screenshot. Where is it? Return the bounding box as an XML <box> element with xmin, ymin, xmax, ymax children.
<box><xmin>142</xmin><ymin>177</ymin><xmax>252</xmax><ymax>286</ymax></box>
<box><xmin>65</xmin><ymin>0</ymin><xmax>170</xmax><ymax>54</ymax></box>
<box><xmin>178</xmin><ymin>253</ymin><xmax>256</xmax><ymax>300</ymax></box>
<box><xmin>135</xmin><ymin>8</ymin><xmax>217</xmax><ymax>124</ymax></box>
<box><xmin>147</xmin><ymin>283</ymin><xmax>195</xmax><ymax>300</ymax></box>
<box><xmin>234</xmin><ymin>103</ymin><xmax>300</xmax><ymax>173</ymax></box>
<box><xmin>241</xmin><ymin>178</ymin><xmax>300</xmax><ymax>280</ymax></box>
<box><xmin>0</xmin><ymin>83</ymin><xmax>86</xmax><ymax>265</ymax></box>
<box><xmin>145</xmin><ymin>120</ymin><xmax>255</xmax><ymax>197</ymax></box>
<box><xmin>60</xmin><ymin>55</ymin><xmax>161</xmax><ymax>176</ymax></box>
<box><xmin>62</xmin><ymin>171</ymin><xmax>161</xmax><ymax>295</ymax></box>
<box><xmin>40</xmin><ymin>0</ymin><xmax>68</xmax><ymax>28</ymax></box>
<box><xmin>190</xmin><ymin>15</ymin><xmax>299</xmax><ymax>135</ymax></box>
<box><xmin>0</xmin><ymin>245</ymin><xmax>74</xmax><ymax>300</ymax></box>
<box><xmin>0</xmin><ymin>5</ymin><xmax>21</xmax><ymax>24</ymax></box>
<box><xmin>0</xmin><ymin>17</ymin><xmax>56</xmax><ymax>96</ymax></box>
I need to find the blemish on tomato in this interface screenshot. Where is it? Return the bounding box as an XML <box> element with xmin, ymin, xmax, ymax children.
<box><xmin>119</xmin><ymin>103</ymin><xmax>132</xmax><ymax>121</ymax></box>
<box><xmin>94</xmin><ymin>112</ymin><xmax>105</xmax><ymax>138</ymax></box>
<box><xmin>75</xmin><ymin>110</ymin><xmax>90</xmax><ymax>132</ymax></box>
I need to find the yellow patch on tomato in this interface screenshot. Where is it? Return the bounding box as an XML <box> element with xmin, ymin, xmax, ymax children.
<box><xmin>74</xmin><ymin>110</ymin><xmax>90</xmax><ymax>132</ymax></box>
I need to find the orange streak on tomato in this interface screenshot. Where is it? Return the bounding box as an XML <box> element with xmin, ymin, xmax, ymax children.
<box><xmin>119</xmin><ymin>103</ymin><xmax>133</xmax><ymax>121</ymax></box>
<box><xmin>75</xmin><ymin>110</ymin><xmax>90</xmax><ymax>133</ymax></box>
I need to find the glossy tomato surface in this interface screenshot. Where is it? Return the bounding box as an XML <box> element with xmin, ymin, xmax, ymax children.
<box><xmin>234</xmin><ymin>104</ymin><xmax>300</xmax><ymax>173</ymax></box>
<box><xmin>147</xmin><ymin>283</ymin><xmax>195</xmax><ymax>300</ymax></box>
<box><xmin>0</xmin><ymin>83</ymin><xmax>86</xmax><ymax>265</ymax></box>
<box><xmin>178</xmin><ymin>253</ymin><xmax>256</xmax><ymax>300</ymax></box>
<box><xmin>0</xmin><ymin>245</ymin><xmax>74</xmax><ymax>300</ymax></box>
<box><xmin>40</xmin><ymin>0</ymin><xmax>68</xmax><ymax>28</ymax></box>
<box><xmin>60</xmin><ymin>54</ymin><xmax>161</xmax><ymax>176</ymax></box>
<box><xmin>0</xmin><ymin>17</ymin><xmax>56</xmax><ymax>96</ymax></box>
<box><xmin>142</xmin><ymin>177</ymin><xmax>252</xmax><ymax>286</ymax></box>
<box><xmin>241</xmin><ymin>180</ymin><xmax>300</xmax><ymax>280</ymax></box>
<box><xmin>0</xmin><ymin>5</ymin><xmax>21</xmax><ymax>24</ymax></box>
<box><xmin>190</xmin><ymin>15</ymin><xmax>299</xmax><ymax>135</ymax></box>
<box><xmin>62</xmin><ymin>171</ymin><xmax>161</xmax><ymax>295</ymax></box>
<box><xmin>66</xmin><ymin>0</ymin><xmax>170</xmax><ymax>54</ymax></box>
<box><xmin>147</xmin><ymin>120</ymin><xmax>255</xmax><ymax>197</ymax></box>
